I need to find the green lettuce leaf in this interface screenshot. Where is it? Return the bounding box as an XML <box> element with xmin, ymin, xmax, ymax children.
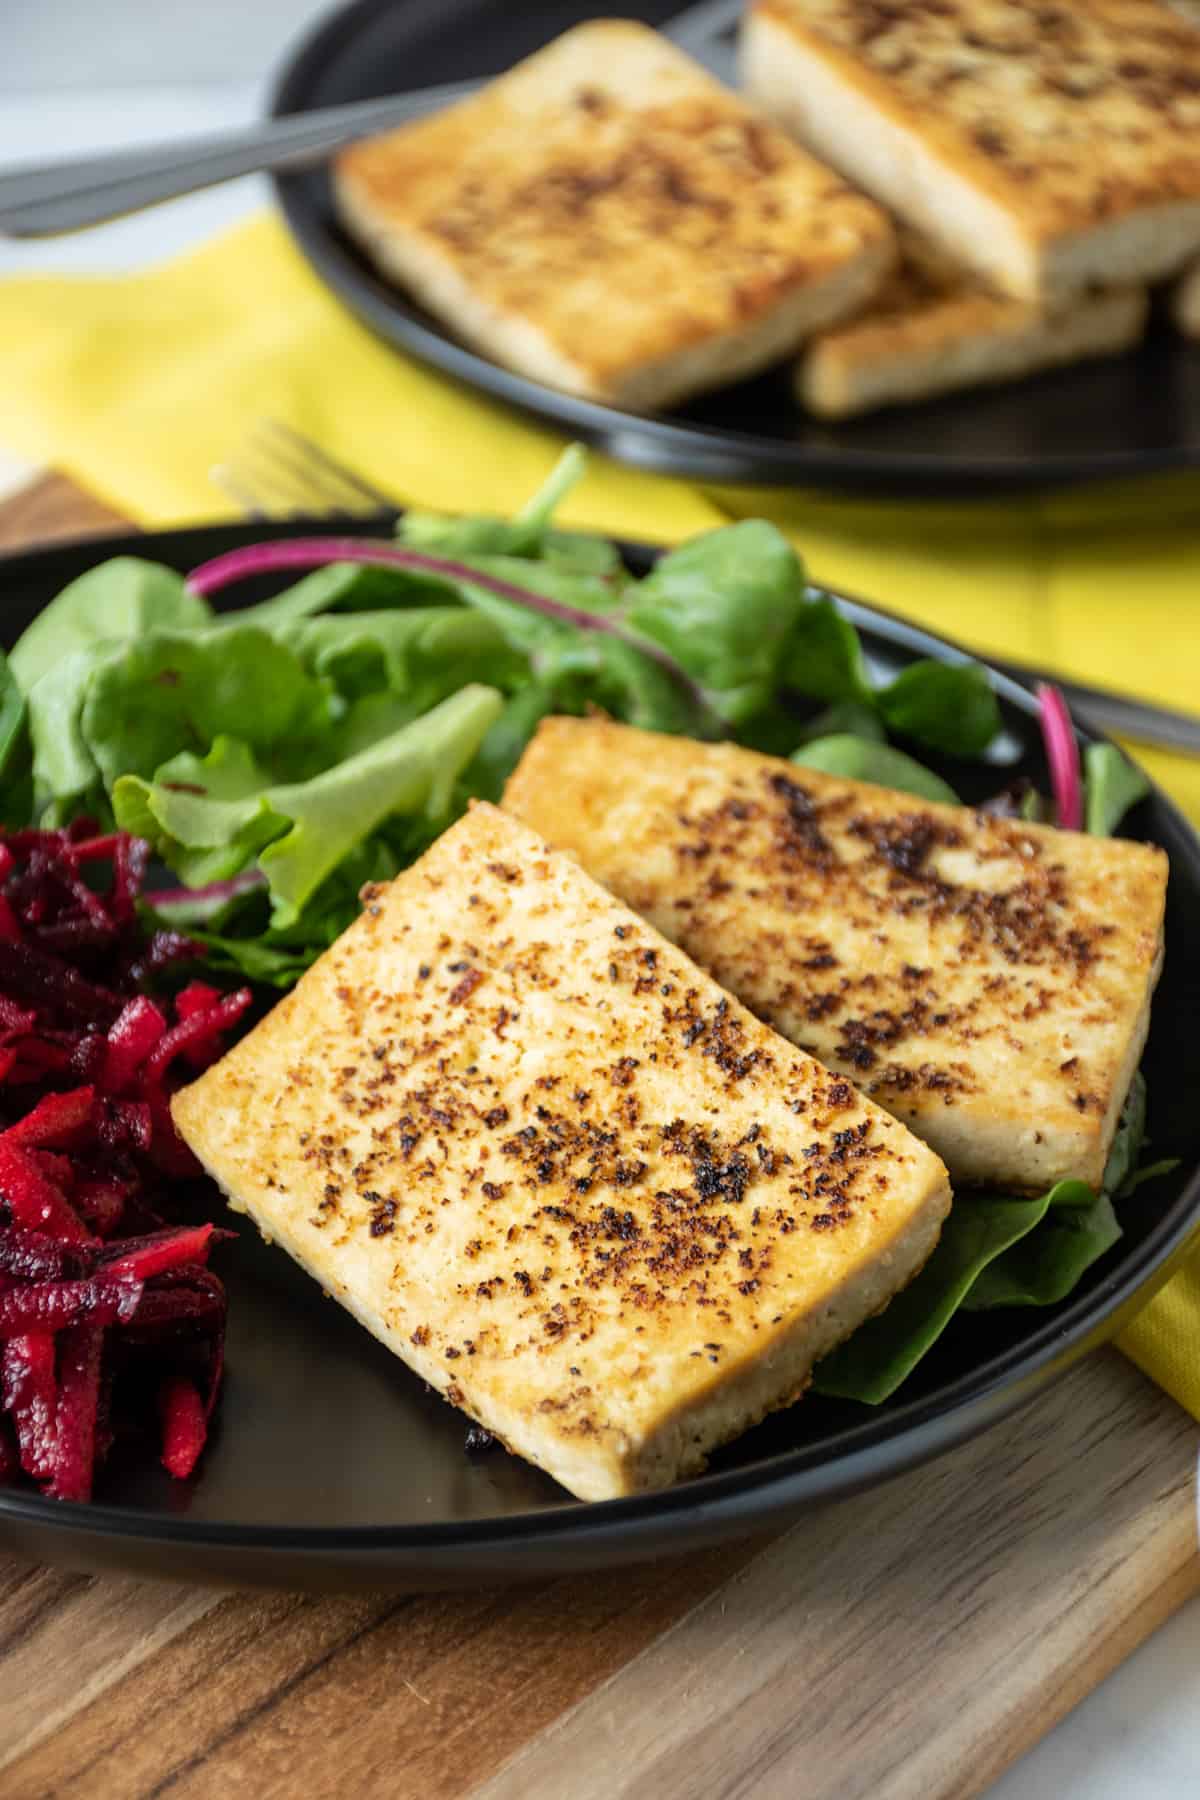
<box><xmin>115</xmin><ymin>684</ymin><xmax>503</xmax><ymax>927</ymax></box>
<box><xmin>10</xmin><ymin>557</ymin><xmax>209</xmax><ymax>691</ymax></box>
<box><xmin>79</xmin><ymin>624</ymin><xmax>340</xmax><ymax>789</ymax></box>
<box><xmin>27</xmin><ymin>647</ymin><xmax>112</xmax><ymax>817</ymax></box>
<box><xmin>790</xmin><ymin>735</ymin><xmax>958</xmax><ymax>804</ymax></box>
<box><xmin>273</xmin><ymin>606</ymin><xmax>521</xmax><ymax>707</ymax></box>
<box><xmin>0</xmin><ymin>649</ymin><xmax>31</xmax><ymax>826</ymax></box>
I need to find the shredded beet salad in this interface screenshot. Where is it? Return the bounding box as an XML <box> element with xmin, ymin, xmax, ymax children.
<box><xmin>0</xmin><ymin>825</ymin><xmax>249</xmax><ymax>1501</ymax></box>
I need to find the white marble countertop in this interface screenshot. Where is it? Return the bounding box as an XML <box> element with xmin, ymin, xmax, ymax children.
<box><xmin>2</xmin><ymin>7</ymin><xmax>1199</xmax><ymax>1792</ymax></box>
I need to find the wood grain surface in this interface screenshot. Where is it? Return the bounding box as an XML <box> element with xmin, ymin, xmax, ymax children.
<box><xmin>0</xmin><ymin>480</ymin><xmax>1197</xmax><ymax>1800</ymax></box>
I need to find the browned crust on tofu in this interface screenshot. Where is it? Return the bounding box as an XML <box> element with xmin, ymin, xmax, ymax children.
<box><xmin>503</xmin><ymin>719</ymin><xmax>1167</xmax><ymax>1193</ymax></box>
<box><xmin>334</xmin><ymin>19</ymin><xmax>894</xmax><ymax>408</ymax></box>
<box><xmin>745</xmin><ymin>0</ymin><xmax>1200</xmax><ymax>295</ymax></box>
<box><xmin>171</xmin><ymin>804</ymin><xmax>950</xmax><ymax>1502</ymax></box>
<box><xmin>798</xmin><ymin>240</ymin><xmax>1147</xmax><ymax>415</ymax></box>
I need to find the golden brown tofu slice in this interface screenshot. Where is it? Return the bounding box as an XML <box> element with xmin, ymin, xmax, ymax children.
<box><xmin>172</xmin><ymin>804</ymin><xmax>950</xmax><ymax>1501</ymax></box>
<box><xmin>503</xmin><ymin>720</ymin><xmax>1167</xmax><ymax>1193</ymax></box>
<box><xmin>334</xmin><ymin>20</ymin><xmax>895</xmax><ymax>411</ymax></box>
<box><xmin>798</xmin><ymin>234</ymin><xmax>1146</xmax><ymax>417</ymax></box>
<box><xmin>743</xmin><ymin>0</ymin><xmax>1200</xmax><ymax>302</ymax></box>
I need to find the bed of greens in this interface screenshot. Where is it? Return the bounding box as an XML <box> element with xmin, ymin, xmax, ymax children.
<box><xmin>0</xmin><ymin>447</ymin><xmax>1170</xmax><ymax>1412</ymax></box>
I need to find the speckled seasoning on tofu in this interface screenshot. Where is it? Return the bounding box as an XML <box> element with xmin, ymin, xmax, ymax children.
<box><xmin>503</xmin><ymin>719</ymin><xmax>1167</xmax><ymax>1193</ymax></box>
<box><xmin>334</xmin><ymin>19</ymin><xmax>894</xmax><ymax>411</ymax></box>
<box><xmin>171</xmin><ymin>803</ymin><xmax>950</xmax><ymax>1502</ymax></box>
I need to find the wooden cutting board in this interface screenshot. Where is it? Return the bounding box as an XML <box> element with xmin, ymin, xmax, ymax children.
<box><xmin>0</xmin><ymin>478</ymin><xmax>1197</xmax><ymax>1800</ymax></box>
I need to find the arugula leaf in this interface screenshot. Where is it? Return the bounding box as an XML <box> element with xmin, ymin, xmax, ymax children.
<box><xmin>877</xmin><ymin>660</ymin><xmax>1001</xmax><ymax>756</ymax></box>
<box><xmin>790</xmin><ymin>735</ymin><xmax>958</xmax><ymax>805</ymax></box>
<box><xmin>1084</xmin><ymin>741</ymin><xmax>1150</xmax><ymax>837</ymax></box>
<box><xmin>10</xmin><ymin>557</ymin><xmax>209</xmax><ymax>691</ymax></box>
<box><xmin>628</xmin><ymin>521</ymin><xmax>811</xmax><ymax>724</ymax></box>
<box><xmin>115</xmin><ymin>685</ymin><xmax>503</xmax><ymax>927</ymax></box>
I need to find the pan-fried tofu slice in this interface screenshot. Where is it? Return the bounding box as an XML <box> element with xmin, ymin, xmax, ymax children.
<box><xmin>798</xmin><ymin>235</ymin><xmax>1146</xmax><ymax>417</ymax></box>
<box><xmin>504</xmin><ymin>720</ymin><xmax>1167</xmax><ymax>1193</ymax></box>
<box><xmin>743</xmin><ymin>0</ymin><xmax>1200</xmax><ymax>302</ymax></box>
<box><xmin>172</xmin><ymin>804</ymin><xmax>949</xmax><ymax>1502</ymax></box>
<box><xmin>335</xmin><ymin>20</ymin><xmax>895</xmax><ymax>411</ymax></box>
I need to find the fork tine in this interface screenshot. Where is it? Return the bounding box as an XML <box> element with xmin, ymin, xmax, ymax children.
<box><xmin>209</xmin><ymin>420</ymin><xmax>396</xmax><ymax>521</ymax></box>
<box><xmin>260</xmin><ymin>420</ymin><xmax>396</xmax><ymax>512</ymax></box>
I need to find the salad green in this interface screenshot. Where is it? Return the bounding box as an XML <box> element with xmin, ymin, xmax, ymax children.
<box><xmin>0</xmin><ymin>446</ymin><xmax>1168</xmax><ymax>1409</ymax></box>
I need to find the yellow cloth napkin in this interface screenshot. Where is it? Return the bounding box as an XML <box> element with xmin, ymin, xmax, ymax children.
<box><xmin>0</xmin><ymin>210</ymin><xmax>1197</xmax><ymax>1412</ymax></box>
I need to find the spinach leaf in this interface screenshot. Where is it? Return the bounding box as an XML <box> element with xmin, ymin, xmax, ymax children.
<box><xmin>813</xmin><ymin>1191</ymin><xmax>1057</xmax><ymax>1404</ymax></box>
<box><xmin>794</xmin><ymin>700</ymin><xmax>887</xmax><ymax>745</ymax></box>
<box><xmin>877</xmin><ymin>660</ymin><xmax>1001</xmax><ymax>756</ymax></box>
<box><xmin>1084</xmin><ymin>741</ymin><xmax>1150</xmax><ymax>837</ymax></box>
<box><xmin>962</xmin><ymin>1186</ymin><xmax>1121</xmax><ymax>1311</ymax></box>
<box><xmin>790</xmin><ymin>735</ymin><xmax>958</xmax><ymax>804</ymax></box>
<box><xmin>782</xmin><ymin>593</ymin><xmax>872</xmax><ymax>706</ymax></box>
<box><xmin>628</xmin><ymin>520</ymin><xmax>811</xmax><ymax>724</ymax></box>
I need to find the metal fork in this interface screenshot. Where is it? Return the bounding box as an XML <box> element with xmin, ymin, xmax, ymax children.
<box><xmin>211</xmin><ymin>420</ymin><xmax>396</xmax><ymax>521</ymax></box>
<box><xmin>213</xmin><ymin>422</ymin><xmax>1200</xmax><ymax>755</ymax></box>
<box><xmin>0</xmin><ymin>0</ymin><xmax>742</xmax><ymax>237</ymax></box>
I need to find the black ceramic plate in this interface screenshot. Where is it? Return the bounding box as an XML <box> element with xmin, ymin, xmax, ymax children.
<box><xmin>1</xmin><ymin>519</ymin><xmax>1198</xmax><ymax>1593</ymax></box>
<box><xmin>270</xmin><ymin>0</ymin><xmax>1200</xmax><ymax>494</ymax></box>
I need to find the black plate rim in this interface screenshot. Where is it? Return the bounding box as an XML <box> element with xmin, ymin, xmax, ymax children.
<box><xmin>0</xmin><ymin>516</ymin><xmax>1197</xmax><ymax>1571</ymax></box>
<box><xmin>268</xmin><ymin>0</ymin><xmax>1200</xmax><ymax>495</ymax></box>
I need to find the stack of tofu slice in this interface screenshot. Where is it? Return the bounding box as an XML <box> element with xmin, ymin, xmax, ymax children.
<box><xmin>744</xmin><ymin>0</ymin><xmax>1200</xmax><ymax>411</ymax></box>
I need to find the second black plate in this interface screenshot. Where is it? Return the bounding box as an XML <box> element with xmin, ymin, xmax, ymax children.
<box><xmin>271</xmin><ymin>0</ymin><xmax>1200</xmax><ymax>493</ymax></box>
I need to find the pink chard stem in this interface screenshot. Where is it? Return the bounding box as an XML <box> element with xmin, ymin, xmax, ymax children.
<box><xmin>1036</xmin><ymin>683</ymin><xmax>1082</xmax><ymax>831</ymax></box>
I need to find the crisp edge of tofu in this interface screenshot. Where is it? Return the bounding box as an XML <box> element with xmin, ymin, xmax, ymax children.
<box><xmin>184</xmin><ymin>1140</ymin><xmax>950</xmax><ymax>1501</ymax></box>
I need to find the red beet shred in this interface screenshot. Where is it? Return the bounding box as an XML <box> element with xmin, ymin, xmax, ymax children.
<box><xmin>0</xmin><ymin>827</ymin><xmax>250</xmax><ymax>1501</ymax></box>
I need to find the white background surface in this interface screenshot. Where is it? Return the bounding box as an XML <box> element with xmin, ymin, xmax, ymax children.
<box><xmin>2</xmin><ymin>5</ymin><xmax>1199</xmax><ymax>1792</ymax></box>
